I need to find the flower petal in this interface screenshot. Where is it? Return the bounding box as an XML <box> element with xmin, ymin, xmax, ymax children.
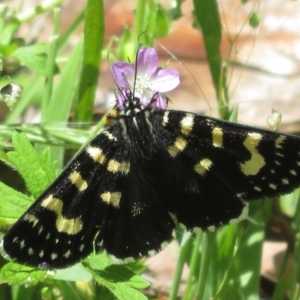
<box><xmin>112</xmin><ymin>62</ymin><xmax>135</xmax><ymax>88</ymax></box>
<box><xmin>150</xmin><ymin>68</ymin><xmax>180</xmax><ymax>92</ymax></box>
<box><xmin>153</xmin><ymin>94</ymin><xmax>167</xmax><ymax>109</ymax></box>
<box><xmin>136</xmin><ymin>47</ymin><xmax>158</xmax><ymax>78</ymax></box>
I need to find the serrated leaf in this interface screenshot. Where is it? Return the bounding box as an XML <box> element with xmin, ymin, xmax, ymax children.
<box><xmin>41</xmin><ymin>147</ymin><xmax>57</xmax><ymax>181</ymax></box>
<box><xmin>7</xmin><ymin>131</ymin><xmax>56</xmax><ymax>198</ymax></box>
<box><xmin>0</xmin><ymin>148</ymin><xmax>15</xmax><ymax>169</ymax></box>
<box><xmin>1</xmin><ymin>262</ymin><xmax>46</xmax><ymax>283</ymax></box>
<box><xmin>54</xmin><ymin>264</ymin><xmax>92</xmax><ymax>281</ymax></box>
<box><xmin>83</xmin><ymin>254</ymin><xmax>149</xmax><ymax>300</ymax></box>
<box><xmin>0</xmin><ymin>181</ymin><xmax>32</xmax><ymax>225</ymax></box>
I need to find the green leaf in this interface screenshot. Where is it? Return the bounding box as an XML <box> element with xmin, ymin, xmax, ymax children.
<box><xmin>7</xmin><ymin>131</ymin><xmax>56</xmax><ymax>198</ymax></box>
<box><xmin>83</xmin><ymin>253</ymin><xmax>149</xmax><ymax>300</ymax></box>
<box><xmin>54</xmin><ymin>264</ymin><xmax>92</xmax><ymax>281</ymax></box>
<box><xmin>12</xmin><ymin>44</ymin><xmax>48</xmax><ymax>75</ymax></box>
<box><xmin>0</xmin><ymin>19</ymin><xmax>19</xmax><ymax>46</ymax></box>
<box><xmin>117</xmin><ymin>28</ymin><xmax>134</xmax><ymax>61</ymax></box>
<box><xmin>0</xmin><ymin>181</ymin><xmax>32</xmax><ymax>225</ymax></box>
<box><xmin>75</xmin><ymin>0</ymin><xmax>105</xmax><ymax>122</ymax></box>
<box><xmin>1</xmin><ymin>262</ymin><xmax>46</xmax><ymax>284</ymax></box>
<box><xmin>45</xmin><ymin>37</ymin><xmax>83</xmax><ymax>123</ymax></box>
<box><xmin>0</xmin><ymin>148</ymin><xmax>15</xmax><ymax>169</ymax></box>
<box><xmin>0</xmin><ymin>43</ymin><xmax>18</xmax><ymax>57</ymax></box>
<box><xmin>215</xmin><ymin>201</ymin><xmax>272</xmax><ymax>299</ymax></box>
<box><xmin>152</xmin><ymin>3</ymin><xmax>171</xmax><ymax>38</ymax></box>
<box><xmin>193</xmin><ymin>0</ymin><xmax>222</xmax><ymax>100</ymax></box>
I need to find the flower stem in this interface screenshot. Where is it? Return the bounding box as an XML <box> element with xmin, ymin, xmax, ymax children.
<box><xmin>169</xmin><ymin>231</ymin><xmax>192</xmax><ymax>300</ymax></box>
<box><xmin>196</xmin><ymin>232</ymin><xmax>216</xmax><ymax>299</ymax></box>
<box><xmin>182</xmin><ymin>233</ymin><xmax>202</xmax><ymax>300</ymax></box>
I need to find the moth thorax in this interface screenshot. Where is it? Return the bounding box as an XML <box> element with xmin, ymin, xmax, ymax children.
<box><xmin>122</xmin><ymin>96</ymin><xmax>144</xmax><ymax>116</ymax></box>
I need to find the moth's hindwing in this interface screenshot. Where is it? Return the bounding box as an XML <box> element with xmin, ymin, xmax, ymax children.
<box><xmin>150</xmin><ymin>110</ymin><xmax>300</xmax><ymax>231</ymax></box>
<box><xmin>2</xmin><ymin>108</ymin><xmax>300</xmax><ymax>269</ymax></box>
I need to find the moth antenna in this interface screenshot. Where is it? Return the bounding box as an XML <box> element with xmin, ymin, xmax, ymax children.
<box><xmin>132</xmin><ymin>46</ymin><xmax>140</xmax><ymax>98</ymax></box>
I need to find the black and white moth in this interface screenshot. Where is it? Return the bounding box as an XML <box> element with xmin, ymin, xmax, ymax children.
<box><xmin>2</xmin><ymin>90</ymin><xmax>300</xmax><ymax>269</ymax></box>
<box><xmin>2</xmin><ymin>46</ymin><xmax>300</xmax><ymax>269</ymax></box>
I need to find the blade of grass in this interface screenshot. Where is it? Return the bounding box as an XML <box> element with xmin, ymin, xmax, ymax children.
<box><xmin>289</xmin><ymin>188</ymin><xmax>300</xmax><ymax>299</ymax></box>
<box><xmin>182</xmin><ymin>233</ymin><xmax>202</xmax><ymax>300</ymax></box>
<box><xmin>45</xmin><ymin>37</ymin><xmax>83</xmax><ymax>123</ymax></box>
<box><xmin>216</xmin><ymin>201</ymin><xmax>272</xmax><ymax>299</ymax></box>
<box><xmin>75</xmin><ymin>0</ymin><xmax>105</xmax><ymax>122</ymax></box>
<box><xmin>169</xmin><ymin>231</ymin><xmax>193</xmax><ymax>300</ymax></box>
<box><xmin>192</xmin><ymin>0</ymin><xmax>222</xmax><ymax>102</ymax></box>
<box><xmin>41</xmin><ymin>8</ymin><xmax>60</xmax><ymax>120</ymax></box>
<box><xmin>196</xmin><ymin>232</ymin><xmax>216</xmax><ymax>299</ymax></box>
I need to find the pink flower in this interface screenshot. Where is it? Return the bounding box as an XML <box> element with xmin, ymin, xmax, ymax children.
<box><xmin>112</xmin><ymin>46</ymin><xmax>180</xmax><ymax>109</ymax></box>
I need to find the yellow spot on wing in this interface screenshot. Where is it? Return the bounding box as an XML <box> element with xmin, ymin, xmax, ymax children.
<box><xmin>194</xmin><ymin>158</ymin><xmax>213</xmax><ymax>176</ymax></box>
<box><xmin>180</xmin><ymin>114</ymin><xmax>194</xmax><ymax>136</ymax></box>
<box><xmin>240</xmin><ymin>132</ymin><xmax>265</xmax><ymax>176</ymax></box>
<box><xmin>162</xmin><ymin>111</ymin><xmax>169</xmax><ymax>126</ymax></box>
<box><xmin>86</xmin><ymin>146</ymin><xmax>107</xmax><ymax>164</ymax></box>
<box><xmin>64</xmin><ymin>250</ymin><xmax>72</xmax><ymax>258</ymax></box>
<box><xmin>212</xmin><ymin>127</ymin><xmax>223</xmax><ymax>147</ymax></box>
<box><xmin>275</xmin><ymin>136</ymin><xmax>286</xmax><ymax>149</ymax></box>
<box><xmin>168</xmin><ymin>136</ymin><xmax>187</xmax><ymax>157</ymax></box>
<box><xmin>41</xmin><ymin>195</ymin><xmax>83</xmax><ymax>235</ymax></box>
<box><xmin>282</xmin><ymin>178</ymin><xmax>289</xmax><ymax>185</ymax></box>
<box><xmin>23</xmin><ymin>214</ymin><xmax>39</xmax><ymax>227</ymax></box>
<box><xmin>69</xmin><ymin>171</ymin><xmax>88</xmax><ymax>192</ymax></box>
<box><xmin>107</xmin><ymin>160</ymin><xmax>130</xmax><ymax>174</ymax></box>
<box><xmin>51</xmin><ymin>253</ymin><xmax>58</xmax><ymax>260</ymax></box>
<box><xmin>100</xmin><ymin>192</ymin><xmax>121</xmax><ymax>207</ymax></box>
<box><xmin>103</xmin><ymin>131</ymin><xmax>117</xmax><ymax>141</ymax></box>
<box><xmin>20</xmin><ymin>240</ymin><xmax>25</xmax><ymax>249</ymax></box>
